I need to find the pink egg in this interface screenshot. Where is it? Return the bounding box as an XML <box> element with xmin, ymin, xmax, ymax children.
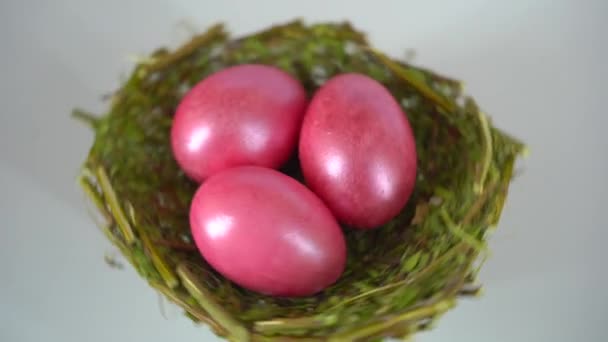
<box><xmin>299</xmin><ymin>73</ymin><xmax>417</xmax><ymax>229</ymax></box>
<box><xmin>189</xmin><ymin>166</ymin><xmax>346</xmax><ymax>297</ymax></box>
<box><xmin>171</xmin><ymin>64</ymin><xmax>307</xmax><ymax>182</ymax></box>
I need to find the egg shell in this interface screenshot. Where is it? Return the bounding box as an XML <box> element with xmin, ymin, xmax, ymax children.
<box><xmin>171</xmin><ymin>64</ymin><xmax>307</xmax><ymax>182</ymax></box>
<box><xmin>189</xmin><ymin>166</ymin><xmax>347</xmax><ymax>297</ymax></box>
<box><xmin>299</xmin><ymin>73</ymin><xmax>417</xmax><ymax>229</ymax></box>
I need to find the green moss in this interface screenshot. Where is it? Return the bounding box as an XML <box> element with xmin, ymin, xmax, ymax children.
<box><xmin>75</xmin><ymin>20</ymin><xmax>525</xmax><ymax>341</ymax></box>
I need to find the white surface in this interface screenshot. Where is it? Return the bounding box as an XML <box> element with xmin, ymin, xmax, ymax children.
<box><xmin>1</xmin><ymin>1</ymin><xmax>606</xmax><ymax>341</ymax></box>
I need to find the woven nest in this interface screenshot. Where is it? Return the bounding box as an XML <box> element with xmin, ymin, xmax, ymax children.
<box><xmin>75</xmin><ymin>21</ymin><xmax>525</xmax><ymax>341</ymax></box>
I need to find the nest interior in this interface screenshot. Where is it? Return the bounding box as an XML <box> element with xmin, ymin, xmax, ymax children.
<box><xmin>76</xmin><ymin>21</ymin><xmax>524</xmax><ymax>341</ymax></box>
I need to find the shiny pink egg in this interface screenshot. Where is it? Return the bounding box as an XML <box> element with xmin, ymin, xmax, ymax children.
<box><xmin>299</xmin><ymin>73</ymin><xmax>417</xmax><ymax>229</ymax></box>
<box><xmin>189</xmin><ymin>166</ymin><xmax>346</xmax><ymax>297</ymax></box>
<box><xmin>171</xmin><ymin>64</ymin><xmax>308</xmax><ymax>182</ymax></box>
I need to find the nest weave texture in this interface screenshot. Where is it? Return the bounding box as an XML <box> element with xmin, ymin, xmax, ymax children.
<box><xmin>76</xmin><ymin>21</ymin><xmax>525</xmax><ymax>341</ymax></box>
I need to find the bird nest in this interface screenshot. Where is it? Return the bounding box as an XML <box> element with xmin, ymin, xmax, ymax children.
<box><xmin>75</xmin><ymin>21</ymin><xmax>525</xmax><ymax>341</ymax></box>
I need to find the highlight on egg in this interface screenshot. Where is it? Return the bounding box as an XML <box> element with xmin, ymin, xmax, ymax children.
<box><xmin>171</xmin><ymin>64</ymin><xmax>308</xmax><ymax>182</ymax></box>
<box><xmin>299</xmin><ymin>73</ymin><xmax>418</xmax><ymax>229</ymax></box>
<box><xmin>189</xmin><ymin>166</ymin><xmax>347</xmax><ymax>297</ymax></box>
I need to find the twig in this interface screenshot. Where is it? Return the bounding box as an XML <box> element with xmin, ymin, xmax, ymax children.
<box><xmin>328</xmin><ymin>299</ymin><xmax>455</xmax><ymax>341</ymax></box>
<box><xmin>95</xmin><ymin>166</ymin><xmax>136</xmax><ymax>244</ymax></box>
<box><xmin>177</xmin><ymin>264</ymin><xmax>250</xmax><ymax>342</ymax></box>
<box><xmin>439</xmin><ymin>208</ymin><xmax>486</xmax><ymax>252</ymax></box>
<box><xmin>72</xmin><ymin>109</ymin><xmax>100</xmax><ymax>129</ymax></box>
<box><xmin>370</xmin><ymin>49</ymin><xmax>455</xmax><ymax>113</ymax></box>
<box><xmin>325</xmin><ymin>242</ymin><xmax>469</xmax><ymax>312</ymax></box>
<box><xmin>474</xmin><ymin>108</ymin><xmax>493</xmax><ymax>193</ymax></box>
<box><xmin>146</xmin><ymin>24</ymin><xmax>226</xmax><ymax>73</ymax></box>
<box><xmin>149</xmin><ymin>281</ymin><xmax>227</xmax><ymax>336</ymax></box>
<box><xmin>125</xmin><ymin>202</ymin><xmax>178</xmax><ymax>288</ymax></box>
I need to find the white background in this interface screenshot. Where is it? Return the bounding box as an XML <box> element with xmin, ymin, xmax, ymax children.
<box><xmin>1</xmin><ymin>1</ymin><xmax>606</xmax><ymax>341</ymax></box>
